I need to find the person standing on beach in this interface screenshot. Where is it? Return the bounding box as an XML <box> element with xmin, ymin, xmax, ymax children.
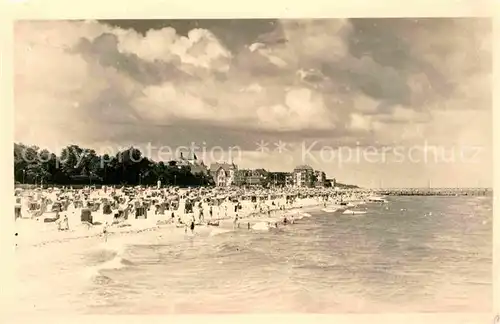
<box><xmin>62</xmin><ymin>214</ymin><xmax>69</xmax><ymax>230</ymax></box>
<box><xmin>57</xmin><ymin>213</ymin><xmax>69</xmax><ymax>231</ymax></box>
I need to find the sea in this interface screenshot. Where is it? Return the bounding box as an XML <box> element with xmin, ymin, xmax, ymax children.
<box><xmin>12</xmin><ymin>196</ymin><xmax>492</xmax><ymax>314</ymax></box>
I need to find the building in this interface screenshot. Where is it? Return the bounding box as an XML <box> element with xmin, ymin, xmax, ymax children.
<box><xmin>209</xmin><ymin>162</ymin><xmax>238</xmax><ymax>187</ymax></box>
<box><xmin>234</xmin><ymin>169</ymin><xmax>250</xmax><ymax>186</ymax></box>
<box><xmin>293</xmin><ymin>165</ymin><xmax>314</xmax><ymax>187</ymax></box>
<box><xmin>170</xmin><ymin>150</ymin><xmax>208</xmax><ymax>175</ymax></box>
<box><xmin>325</xmin><ymin>178</ymin><xmax>337</xmax><ymax>188</ymax></box>
<box><xmin>233</xmin><ymin>169</ymin><xmax>268</xmax><ymax>187</ymax></box>
<box><xmin>247</xmin><ymin>169</ymin><xmax>268</xmax><ymax>186</ymax></box>
<box><xmin>314</xmin><ymin>170</ymin><xmax>327</xmax><ymax>187</ymax></box>
<box><xmin>267</xmin><ymin>171</ymin><xmax>290</xmax><ymax>187</ymax></box>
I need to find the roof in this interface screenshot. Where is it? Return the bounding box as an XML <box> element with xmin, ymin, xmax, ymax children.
<box><xmin>179</xmin><ymin>150</ymin><xmax>198</xmax><ymax>161</ymax></box>
<box><xmin>294</xmin><ymin>165</ymin><xmax>313</xmax><ymax>171</ymax></box>
<box><xmin>209</xmin><ymin>162</ymin><xmax>237</xmax><ymax>172</ymax></box>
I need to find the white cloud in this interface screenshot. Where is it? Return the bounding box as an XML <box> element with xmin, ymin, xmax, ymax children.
<box><xmin>391</xmin><ymin>105</ymin><xmax>429</xmax><ymax>123</ymax></box>
<box><xmin>352</xmin><ymin>94</ymin><xmax>379</xmax><ymax>114</ymax></box>
<box><xmin>349</xmin><ymin>114</ymin><xmax>375</xmax><ymax>132</ymax></box>
<box><xmin>240</xmin><ymin>83</ymin><xmax>263</xmax><ymax>93</ymax></box>
<box><xmin>248</xmin><ymin>42</ymin><xmax>265</xmax><ymax>52</ymax></box>
<box><xmin>255</xmin><ymin>88</ymin><xmax>335</xmax><ymax>131</ymax></box>
<box><xmin>14</xmin><ymin>21</ymin><xmax>112</xmax><ymax>148</ymax></box>
<box><xmin>279</xmin><ymin>19</ymin><xmax>351</xmax><ymax>65</ymax></box>
<box><xmin>116</xmin><ymin>27</ymin><xmax>232</xmax><ymax>72</ymax></box>
<box><xmin>133</xmin><ymin>82</ymin><xmax>213</xmax><ymax>121</ymax></box>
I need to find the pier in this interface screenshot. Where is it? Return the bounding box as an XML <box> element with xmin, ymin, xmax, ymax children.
<box><xmin>373</xmin><ymin>188</ymin><xmax>492</xmax><ymax>197</ymax></box>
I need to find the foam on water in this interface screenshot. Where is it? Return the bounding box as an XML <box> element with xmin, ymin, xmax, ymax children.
<box><xmin>83</xmin><ymin>239</ymin><xmax>133</xmax><ymax>280</ymax></box>
<box><xmin>209</xmin><ymin>228</ymin><xmax>232</xmax><ymax>236</ymax></box>
<box><xmin>342</xmin><ymin>210</ymin><xmax>367</xmax><ymax>215</ymax></box>
<box><xmin>252</xmin><ymin>222</ymin><xmax>270</xmax><ymax>231</ymax></box>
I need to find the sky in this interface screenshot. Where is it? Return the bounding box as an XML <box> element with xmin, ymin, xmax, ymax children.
<box><xmin>14</xmin><ymin>18</ymin><xmax>492</xmax><ymax>188</ymax></box>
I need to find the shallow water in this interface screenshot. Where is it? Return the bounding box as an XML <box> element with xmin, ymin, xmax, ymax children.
<box><xmin>13</xmin><ymin>196</ymin><xmax>492</xmax><ymax>314</ymax></box>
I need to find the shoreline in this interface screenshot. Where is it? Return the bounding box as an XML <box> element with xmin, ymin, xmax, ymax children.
<box><xmin>14</xmin><ymin>199</ymin><xmax>325</xmax><ymax>252</ymax></box>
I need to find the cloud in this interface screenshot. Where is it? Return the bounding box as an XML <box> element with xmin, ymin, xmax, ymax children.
<box><xmin>13</xmin><ymin>18</ymin><xmax>492</xmax><ymax>186</ymax></box>
<box><xmin>278</xmin><ymin>19</ymin><xmax>351</xmax><ymax>66</ymax></box>
<box><xmin>256</xmin><ymin>87</ymin><xmax>334</xmax><ymax>131</ymax></box>
<box><xmin>116</xmin><ymin>27</ymin><xmax>232</xmax><ymax>72</ymax></box>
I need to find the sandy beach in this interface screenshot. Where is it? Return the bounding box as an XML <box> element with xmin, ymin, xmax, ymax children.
<box><xmin>14</xmin><ymin>195</ymin><xmax>324</xmax><ymax>248</ymax></box>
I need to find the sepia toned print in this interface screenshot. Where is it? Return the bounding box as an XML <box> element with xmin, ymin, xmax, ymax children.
<box><xmin>12</xmin><ymin>18</ymin><xmax>492</xmax><ymax>314</ymax></box>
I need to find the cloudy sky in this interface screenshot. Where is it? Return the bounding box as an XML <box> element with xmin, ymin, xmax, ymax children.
<box><xmin>14</xmin><ymin>18</ymin><xmax>492</xmax><ymax>188</ymax></box>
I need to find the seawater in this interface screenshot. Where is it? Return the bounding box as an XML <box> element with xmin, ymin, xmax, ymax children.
<box><xmin>13</xmin><ymin>196</ymin><xmax>492</xmax><ymax>314</ymax></box>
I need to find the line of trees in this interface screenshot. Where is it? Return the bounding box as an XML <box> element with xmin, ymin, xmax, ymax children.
<box><xmin>13</xmin><ymin>143</ymin><xmax>214</xmax><ymax>187</ymax></box>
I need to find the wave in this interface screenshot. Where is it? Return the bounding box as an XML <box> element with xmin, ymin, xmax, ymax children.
<box><xmin>252</xmin><ymin>222</ymin><xmax>271</xmax><ymax>231</ymax></box>
<box><xmin>342</xmin><ymin>210</ymin><xmax>367</xmax><ymax>215</ymax></box>
<box><xmin>294</xmin><ymin>263</ymin><xmax>346</xmax><ymax>272</ymax></box>
<box><xmin>95</xmin><ymin>238</ymin><xmax>129</xmax><ymax>254</ymax></box>
<box><xmin>209</xmin><ymin>228</ymin><xmax>233</xmax><ymax>236</ymax></box>
<box><xmin>83</xmin><ymin>240</ymin><xmax>134</xmax><ymax>282</ymax></box>
<box><xmin>89</xmin><ymin>273</ymin><xmax>113</xmax><ymax>284</ymax></box>
<box><xmin>291</xmin><ymin>214</ymin><xmax>305</xmax><ymax>220</ymax></box>
<box><xmin>214</xmin><ymin>242</ymin><xmax>254</xmax><ymax>257</ymax></box>
<box><xmin>83</xmin><ymin>255</ymin><xmax>134</xmax><ymax>282</ymax></box>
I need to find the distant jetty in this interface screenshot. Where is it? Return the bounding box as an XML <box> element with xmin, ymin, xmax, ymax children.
<box><xmin>373</xmin><ymin>188</ymin><xmax>492</xmax><ymax>197</ymax></box>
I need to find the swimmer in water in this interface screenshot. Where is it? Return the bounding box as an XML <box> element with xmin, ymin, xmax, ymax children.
<box><xmin>233</xmin><ymin>214</ymin><xmax>239</xmax><ymax>229</ymax></box>
<box><xmin>190</xmin><ymin>219</ymin><xmax>195</xmax><ymax>234</ymax></box>
<box><xmin>103</xmin><ymin>222</ymin><xmax>108</xmax><ymax>242</ymax></box>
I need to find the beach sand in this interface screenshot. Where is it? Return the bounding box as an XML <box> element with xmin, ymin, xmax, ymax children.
<box><xmin>13</xmin><ymin>196</ymin><xmax>324</xmax><ymax>250</ymax></box>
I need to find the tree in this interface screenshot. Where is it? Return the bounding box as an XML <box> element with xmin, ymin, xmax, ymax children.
<box><xmin>13</xmin><ymin>142</ymin><xmax>216</xmax><ymax>188</ymax></box>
